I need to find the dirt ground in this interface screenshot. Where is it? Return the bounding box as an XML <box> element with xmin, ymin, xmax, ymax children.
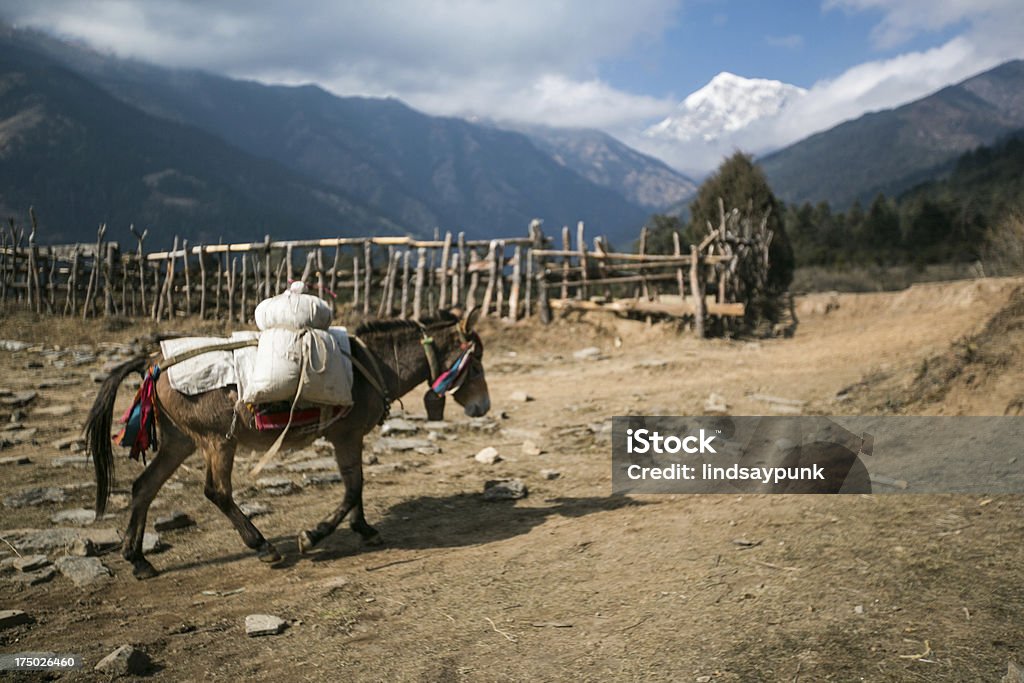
<box><xmin>1</xmin><ymin>277</ymin><xmax>1023</xmax><ymax>682</ymax></box>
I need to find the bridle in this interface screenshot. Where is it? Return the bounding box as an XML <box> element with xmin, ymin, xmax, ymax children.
<box><xmin>418</xmin><ymin>324</ymin><xmax>483</xmax><ymax>397</ymax></box>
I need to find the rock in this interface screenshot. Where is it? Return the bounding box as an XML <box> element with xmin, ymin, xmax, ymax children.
<box><xmin>0</xmin><ymin>455</ymin><xmax>31</xmax><ymax>465</ymax></box>
<box><xmin>238</xmin><ymin>501</ymin><xmax>270</xmax><ymax>518</ymax></box>
<box><xmin>82</xmin><ymin>527</ymin><xmax>123</xmax><ymax>550</ymax></box>
<box><xmin>153</xmin><ymin>511</ymin><xmax>196</xmax><ymax>532</ymax></box>
<box><xmin>704</xmin><ymin>392</ymin><xmax>729</xmax><ymax>414</ymax></box>
<box><xmin>540</xmin><ymin>469</ymin><xmax>561</xmax><ymax>480</ymax></box>
<box><xmin>423</xmin><ymin>420</ymin><xmax>452</xmax><ymax>432</ymax></box>
<box><xmin>303</xmin><ymin>472</ymin><xmax>342</xmax><ymax>486</ymax></box>
<box><xmin>0</xmin><ymin>609</ymin><xmax>32</xmax><ymax>629</ymax></box>
<box><xmin>573</xmin><ymin>347</ymin><xmax>603</xmax><ymax>361</ymax></box>
<box><xmin>284</xmin><ymin>457</ymin><xmax>336</xmax><ymax>473</ymax></box>
<box><xmin>474</xmin><ymin>447</ymin><xmax>501</xmax><ymax>465</ymax></box>
<box><xmin>50</xmin><ymin>508</ymin><xmax>96</xmax><ymax>525</ymax></box>
<box><xmin>17</xmin><ymin>528</ymin><xmax>80</xmax><ymax>553</ymax></box>
<box><xmin>468</xmin><ymin>417</ymin><xmax>498</xmax><ymax>432</ymax></box>
<box><xmin>13</xmin><ymin>555</ymin><xmax>50</xmax><ymax>572</ymax></box>
<box><xmin>51</xmin><ymin>436</ymin><xmax>84</xmax><ymax>451</ymax></box>
<box><xmin>0</xmin><ymin>390</ymin><xmax>36</xmax><ymax>407</ymax></box>
<box><xmin>1004</xmin><ymin>661</ymin><xmax>1024</xmax><ymax>683</ymax></box>
<box><xmin>35</xmin><ymin>404</ymin><xmax>74</xmax><ymax>417</ymax></box>
<box><xmin>0</xmin><ymin>427</ymin><xmax>37</xmax><ymax>445</ymax></box>
<box><xmin>245</xmin><ymin>614</ymin><xmax>287</xmax><ymax>637</ymax></box>
<box><xmin>0</xmin><ymin>340</ymin><xmax>30</xmax><ymax>352</ymax></box>
<box><xmin>521</xmin><ymin>440</ymin><xmax>543</xmax><ymax>456</ymax></box>
<box><xmin>142</xmin><ymin>532</ymin><xmax>164</xmax><ymax>554</ymax></box>
<box><xmin>255</xmin><ymin>478</ymin><xmax>298</xmax><ymax>496</ymax></box>
<box><xmin>55</xmin><ymin>556</ymin><xmax>111</xmax><ymax>587</ymax></box>
<box><xmin>483</xmin><ymin>479</ymin><xmax>528</xmax><ymax>501</ymax></box>
<box><xmin>509</xmin><ymin>391</ymin><xmax>533</xmax><ymax>402</ymax></box>
<box><xmin>69</xmin><ymin>538</ymin><xmax>97</xmax><ymax>557</ymax></box>
<box><xmin>381</xmin><ymin>418</ymin><xmax>419</xmax><ymax>435</ymax></box>
<box><xmin>3</xmin><ymin>486</ymin><xmax>64</xmax><ymax>508</ymax></box>
<box><xmin>94</xmin><ymin>645</ymin><xmax>151</xmax><ymax>676</ymax></box>
<box><xmin>374</xmin><ymin>437</ymin><xmax>433</xmax><ymax>453</ymax></box>
<box><xmin>89</xmin><ymin>371</ymin><xmax>109</xmax><ymax>383</ymax></box>
<box><xmin>49</xmin><ymin>455</ymin><xmax>91</xmax><ymax>468</ymax></box>
<box><xmin>16</xmin><ymin>566</ymin><xmax>57</xmax><ymax>586</ymax></box>
<box><xmin>414</xmin><ymin>445</ymin><xmax>440</xmax><ymax>456</ymax></box>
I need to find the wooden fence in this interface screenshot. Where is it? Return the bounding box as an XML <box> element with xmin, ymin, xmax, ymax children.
<box><xmin>1</xmin><ymin>204</ymin><xmax>772</xmax><ymax>337</ymax></box>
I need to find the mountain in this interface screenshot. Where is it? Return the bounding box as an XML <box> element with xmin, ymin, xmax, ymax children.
<box><xmin>647</xmin><ymin>72</ymin><xmax>806</xmax><ymax>143</ymax></box>
<box><xmin>0</xmin><ymin>42</ymin><xmax>401</xmax><ymax>245</ymax></box>
<box><xmin>760</xmin><ymin>60</ymin><xmax>1024</xmax><ymax>209</ymax></box>
<box><xmin>497</xmin><ymin>123</ymin><xmax>697</xmax><ymax>211</ymax></box>
<box><xmin>6</xmin><ymin>26</ymin><xmax>648</xmax><ymax>243</ymax></box>
<box><xmin>640</xmin><ymin>72</ymin><xmax>806</xmax><ymax>175</ymax></box>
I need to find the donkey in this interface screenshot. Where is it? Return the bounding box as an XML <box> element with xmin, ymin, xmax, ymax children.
<box><xmin>85</xmin><ymin>308</ymin><xmax>489</xmax><ymax>579</ymax></box>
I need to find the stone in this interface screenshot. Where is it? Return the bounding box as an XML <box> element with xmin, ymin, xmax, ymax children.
<box><xmin>0</xmin><ymin>390</ymin><xmax>37</xmax><ymax>407</ymax></box>
<box><xmin>474</xmin><ymin>447</ymin><xmax>501</xmax><ymax>465</ymax></box>
<box><xmin>142</xmin><ymin>532</ymin><xmax>164</xmax><ymax>554</ymax></box>
<box><xmin>509</xmin><ymin>391</ymin><xmax>533</xmax><ymax>402</ymax></box>
<box><xmin>573</xmin><ymin>347</ymin><xmax>603</xmax><ymax>361</ymax></box>
<box><xmin>94</xmin><ymin>645</ymin><xmax>151</xmax><ymax>676</ymax></box>
<box><xmin>284</xmin><ymin>457</ymin><xmax>336</xmax><ymax>473</ymax></box>
<box><xmin>0</xmin><ymin>340</ymin><xmax>30</xmax><ymax>352</ymax></box>
<box><xmin>467</xmin><ymin>417</ymin><xmax>498</xmax><ymax>432</ymax></box>
<box><xmin>81</xmin><ymin>527</ymin><xmax>122</xmax><ymax>550</ymax></box>
<box><xmin>13</xmin><ymin>555</ymin><xmax>50</xmax><ymax>572</ymax></box>
<box><xmin>35</xmin><ymin>404</ymin><xmax>74</xmax><ymax>417</ymax></box>
<box><xmin>0</xmin><ymin>610</ymin><xmax>32</xmax><ymax>629</ymax></box>
<box><xmin>540</xmin><ymin>469</ymin><xmax>561</xmax><ymax>480</ymax></box>
<box><xmin>423</xmin><ymin>420</ymin><xmax>452</xmax><ymax>432</ymax></box>
<box><xmin>0</xmin><ymin>428</ymin><xmax>37</xmax><ymax>446</ymax></box>
<box><xmin>89</xmin><ymin>372</ymin><xmax>108</xmax><ymax>383</ymax></box>
<box><xmin>374</xmin><ymin>437</ymin><xmax>433</xmax><ymax>453</ymax></box>
<box><xmin>69</xmin><ymin>538</ymin><xmax>97</xmax><ymax>557</ymax></box>
<box><xmin>153</xmin><ymin>511</ymin><xmax>196</xmax><ymax>532</ymax></box>
<box><xmin>3</xmin><ymin>486</ymin><xmax>63</xmax><ymax>508</ymax></box>
<box><xmin>302</xmin><ymin>472</ymin><xmax>342</xmax><ymax>486</ymax></box>
<box><xmin>238</xmin><ymin>501</ymin><xmax>270</xmax><ymax>518</ymax></box>
<box><xmin>414</xmin><ymin>445</ymin><xmax>440</xmax><ymax>456</ymax></box>
<box><xmin>16</xmin><ymin>566</ymin><xmax>57</xmax><ymax>586</ymax></box>
<box><xmin>52</xmin><ymin>436</ymin><xmax>85</xmax><ymax>451</ymax></box>
<box><xmin>49</xmin><ymin>455</ymin><xmax>91</xmax><ymax>468</ymax></box>
<box><xmin>704</xmin><ymin>392</ymin><xmax>729</xmax><ymax>414</ymax></box>
<box><xmin>50</xmin><ymin>508</ymin><xmax>96</xmax><ymax>525</ymax></box>
<box><xmin>245</xmin><ymin>614</ymin><xmax>287</xmax><ymax>637</ymax></box>
<box><xmin>0</xmin><ymin>455</ymin><xmax>31</xmax><ymax>465</ymax></box>
<box><xmin>521</xmin><ymin>440</ymin><xmax>543</xmax><ymax>456</ymax></box>
<box><xmin>255</xmin><ymin>477</ymin><xmax>298</xmax><ymax>496</ymax></box>
<box><xmin>17</xmin><ymin>528</ymin><xmax>79</xmax><ymax>553</ymax></box>
<box><xmin>55</xmin><ymin>556</ymin><xmax>111</xmax><ymax>587</ymax></box>
<box><xmin>1003</xmin><ymin>661</ymin><xmax>1024</xmax><ymax>683</ymax></box>
<box><xmin>381</xmin><ymin>418</ymin><xmax>419</xmax><ymax>435</ymax></box>
<box><xmin>483</xmin><ymin>479</ymin><xmax>528</xmax><ymax>501</ymax></box>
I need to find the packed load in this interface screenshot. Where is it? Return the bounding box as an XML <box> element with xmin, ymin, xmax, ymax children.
<box><xmin>241</xmin><ymin>282</ymin><xmax>353</xmax><ymax>408</ymax></box>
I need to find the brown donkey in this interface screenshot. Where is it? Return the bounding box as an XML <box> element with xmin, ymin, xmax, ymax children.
<box><xmin>85</xmin><ymin>308</ymin><xmax>490</xmax><ymax>579</ymax></box>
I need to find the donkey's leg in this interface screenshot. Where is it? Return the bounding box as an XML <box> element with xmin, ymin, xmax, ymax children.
<box><xmin>298</xmin><ymin>433</ymin><xmax>380</xmax><ymax>553</ymax></box>
<box><xmin>200</xmin><ymin>438</ymin><xmax>282</xmax><ymax>563</ymax></box>
<box><xmin>123</xmin><ymin>431</ymin><xmax>195</xmax><ymax>579</ymax></box>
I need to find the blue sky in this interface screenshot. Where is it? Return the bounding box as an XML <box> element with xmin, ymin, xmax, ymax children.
<box><xmin>601</xmin><ymin>0</ymin><xmax>965</xmax><ymax>97</ymax></box>
<box><xmin>2</xmin><ymin>1</ymin><xmax>1022</xmax><ymax>174</ymax></box>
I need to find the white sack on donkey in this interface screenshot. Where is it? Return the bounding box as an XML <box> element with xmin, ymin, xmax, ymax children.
<box><xmin>254</xmin><ymin>280</ymin><xmax>332</xmax><ymax>331</ymax></box>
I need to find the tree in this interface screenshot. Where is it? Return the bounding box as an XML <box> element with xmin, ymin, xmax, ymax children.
<box><xmin>688</xmin><ymin>152</ymin><xmax>794</xmax><ymax>292</ymax></box>
<box><xmin>643</xmin><ymin>213</ymin><xmax>685</xmax><ymax>255</ymax></box>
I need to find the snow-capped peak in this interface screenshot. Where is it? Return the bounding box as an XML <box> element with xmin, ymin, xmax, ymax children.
<box><xmin>645</xmin><ymin>72</ymin><xmax>806</xmax><ymax>144</ymax></box>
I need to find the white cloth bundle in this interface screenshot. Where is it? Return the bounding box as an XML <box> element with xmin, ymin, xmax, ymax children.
<box><xmin>240</xmin><ymin>327</ymin><xmax>353</xmax><ymax>406</ymax></box>
<box><xmin>254</xmin><ymin>281</ymin><xmax>332</xmax><ymax>331</ymax></box>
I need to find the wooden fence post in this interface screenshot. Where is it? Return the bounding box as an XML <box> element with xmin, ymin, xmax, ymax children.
<box><xmin>690</xmin><ymin>244</ymin><xmax>706</xmax><ymax>338</ymax></box>
<box><xmin>508</xmin><ymin>245</ymin><xmax>521</xmax><ymax>322</ymax></box>
<box><xmin>413</xmin><ymin>247</ymin><xmax>426</xmax><ymax>320</ymax></box>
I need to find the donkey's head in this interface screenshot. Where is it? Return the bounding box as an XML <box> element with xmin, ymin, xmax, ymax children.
<box><xmin>444</xmin><ymin>307</ymin><xmax>490</xmax><ymax>418</ymax></box>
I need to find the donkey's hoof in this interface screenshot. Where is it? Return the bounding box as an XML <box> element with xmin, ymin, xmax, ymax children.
<box><xmin>257</xmin><ymin>542</ymin><xmax>282</xmax><ymax>564</ymax></box>
<box><xmin>132</xmin><ymin>559</ymin><xmax>159</xmax><ymax>580</ymax></box>
<box><xmin>297</xmin><ymin>530</ymin><xmax>317</xmax><ymax>555</ymax></box>
<box><xmin>361</xmin><ymin>531</ymin><xmax>384</xmax><ymax>547</ymax></box>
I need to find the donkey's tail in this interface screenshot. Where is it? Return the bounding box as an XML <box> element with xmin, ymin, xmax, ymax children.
<box><xmin>85</xmin><ymin>355</ymin><xmax>149</xmax><ymax>516</ymax></box>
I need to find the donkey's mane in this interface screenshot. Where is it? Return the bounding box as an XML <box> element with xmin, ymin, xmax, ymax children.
<box><xmin>354</xmin><ymin>312</ymin><xmax>458</xmax><ymax>338</ymax></box>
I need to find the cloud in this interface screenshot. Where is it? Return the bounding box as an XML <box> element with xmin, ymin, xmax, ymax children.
<box><xmin>0</xmin><ymin>0</ymin><xmax>680</xmax><ymax>128</ymax></box>
<box><xmin>764</xmin><ymin>34</ymin><xmax>804</xmax><ymax>49</ymax></box>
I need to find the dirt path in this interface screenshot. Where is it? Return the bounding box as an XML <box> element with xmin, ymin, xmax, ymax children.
<box><xmin>1</xmin><ymin>277</ymin><xmax>1022</xmax><ymax>681</ymax></box>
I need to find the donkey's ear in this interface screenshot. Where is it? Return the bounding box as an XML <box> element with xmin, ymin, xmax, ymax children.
<box><xmin>460</xmin><ymin>306</ymin><xmax>482</xmax><ymax>334</ymax></box>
